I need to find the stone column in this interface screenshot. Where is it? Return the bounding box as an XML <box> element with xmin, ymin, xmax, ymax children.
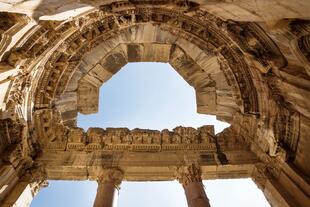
<box><xmin>177</xmin><ymin>164</ymin><xmax>211</xmax><ymax>207</ymax></box>
<box><xmin>93</xmin><ymin>168</ymin><xmax>124</xmax><ymax>207</ymax></box>
<box><xmin>252</xmin><ymin>162</ymin><xmax>310</xmax><ymax>207</ymax></box>
<box><xmin>0</xmin><ymin>163</ymin><xmax>48</xmax><ymax>207</ymax></box>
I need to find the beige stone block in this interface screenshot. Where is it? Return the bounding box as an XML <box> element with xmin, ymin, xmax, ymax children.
<box><xmin>129</xmin><ymin>23</ymin><xmax>157</xmax><ymax>43</ymax></box>
<box><xmin>101</xmin><ymin>47</ymin><xmax>127</xmax><ymax>74</ymax></box>
<box><xmin>196</xmin><ymin>88</ymin><xmax>217</xmax><ymax>115</ymax></box>
<box><xmin>154</xmin><ymin>25</ymin><xmax>178</xmax><ymax>44</ymax></box>
<box><xmin>77</xmin><ymin>80</ymin><xmax>99</xmax><ymax>115</ymax></box>
<box><xmin>56</xmin><ymin>91</ymin><xmax>77</xmax><ymax>113</ymax></box>
<box><xmin>176</xmin><ymin>38</ymin><xmax>205</xmax><ymax>61</ymax></box>
<box><xmin>126</xmin><ymin>44</ymin><xmax>143</xmax><ymax>62</ymax></box>
<box><xmin>81</xmin><ymin>37</ymin><xmax>121</xmax><ymax>72</ymax></box>
<box><xmin>65</xmin><ymin>70</ymin><xmax>84</xmax><ymax>92</ymax></box>
<box><xmin>88</xmin><ymin>64</ymin><xmax>113</xmax><ymax>84</ymax></box>
<box><xmin>141</xmin><ymin>43</ymin><xmax>171</xmax><ymax>62</ymax></box>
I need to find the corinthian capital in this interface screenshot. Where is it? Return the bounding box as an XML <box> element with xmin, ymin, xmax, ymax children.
<box><xmin>97</xmin><ymin>168</ymin><xmax>124</xmax><ymax>188</ymax></box>
<box><xmin>176</xmin><ymin>163</ymin><xmax>202</xmax><ymax>186</ymax></box>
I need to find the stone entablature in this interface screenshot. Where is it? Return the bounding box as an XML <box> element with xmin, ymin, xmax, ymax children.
<box><xmin>43</xmin><ymin>126</ymin><xmax>218</xmax><ymax>152</ymax></box>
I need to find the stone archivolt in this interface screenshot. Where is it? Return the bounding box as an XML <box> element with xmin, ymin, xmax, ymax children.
<box><xmin>0</xmin><ymin>1</ymin><xmax>309</xmax><ymax>207</ymax></box>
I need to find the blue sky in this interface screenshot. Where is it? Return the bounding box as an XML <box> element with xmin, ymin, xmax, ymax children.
<box><xmin>31</xmin><ymin>63</ymin><xmax>269</xmax><ymax>207</ymax></box>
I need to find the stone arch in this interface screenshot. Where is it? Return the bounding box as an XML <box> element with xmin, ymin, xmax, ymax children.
<box><xmin>55</xmin><ymin>33</ymin><xmax>240</xmax><ymax>126</ymax></box>
<box><xmin>26</xmin><ymin>8</ymin><xmax>261</xmax><ymax>124</ymax></box>
<box><xmin>0</xmin><ymin>3</ymin><xmax>291</xmax><ymax>173</ymax></box>
<box><xmin>0</xmin><ymin>2</ymin><xmax>309</xmax><ymax>207</ymax></box>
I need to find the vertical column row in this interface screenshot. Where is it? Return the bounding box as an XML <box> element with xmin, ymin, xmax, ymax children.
<box><xmin>93</xmin><ymin>165</ymin><xmax>211</xmax><ymax>207</ymax></box>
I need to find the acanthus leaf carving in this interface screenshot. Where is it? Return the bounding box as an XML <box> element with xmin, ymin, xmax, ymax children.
<box><xmin>176</xmin><ymin>163</ymin><xmax>202</xmax><ymax>186</ymax></box>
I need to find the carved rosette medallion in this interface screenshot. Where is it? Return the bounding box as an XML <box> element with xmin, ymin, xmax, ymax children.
<box><xmin>97</xmin><ymin>168</ymin><xmax>124</xmax><ymax>189</ymax></box>
<box><xmin>176</xmin><ymin>164</ymin><xmax>202</xmax><ymax>186</ymax></box>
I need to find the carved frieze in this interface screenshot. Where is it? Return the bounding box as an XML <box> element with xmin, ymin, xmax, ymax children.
<box><xmin>57</xmin><ymin>126</ymin><xmax>216</xmax><ymax>152</ymax></box>
<box><xmin>36</xmin><ymin>110</ymin><xmax>218</xmax><ymax>152</ymax></box>
<box><xmin>225</xmin><ymin>21</ymin><xmax>287</xmax><ymax>70</ymax></box>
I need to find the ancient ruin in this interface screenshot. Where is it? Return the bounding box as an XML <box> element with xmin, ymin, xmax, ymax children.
<box><xmin>0</xmin><ymin>0</ymin><xmax>309</xmax><ymax>206</ymax></box>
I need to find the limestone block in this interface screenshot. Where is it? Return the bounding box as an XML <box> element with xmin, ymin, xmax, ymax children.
<box><xmin>216</xmin><ymin>94</ymin><xmax>238</xmax><ymax>109</ymax></box>
<box><xmin>81</xmin><ymin>37</ymin><xmax>122</xmax><ymax>72</ymax></box>
<box><xmin>196</xmin><ymin>88</ymin><xmax>217</xmax><ymax>115</ymax></box>
<box><xmin>126</xmin><ymin>44</ymin><xmax>142</xmax><ymax>62</ymax></box>
<box><xmin>100</xmin><ymin>47</ymin><xmax>127</xmax><ymax>74</ymax></box>
<box><xmin>194</xmin><ymin>54</ymin><xmax>218</xmax><ymax>73</ymax></box>
<box><xmin>140</xmin><ymin>43</ymin><xmax>171</xmax><ymax>62</ymax></box>
<box><xmin>154</xmin><ymin>25</ymin><xmax>178</xmax><ymax>44</ymax></box>
<box><xmin>124</xmin><ymin>43</ymin><xmax>171</xmax><ymax>62</ymax></box>
<box><xmin>56</xmin><ymin>92</ymin><xmax>77</xmax><ymax>113</ymax></box>
<box><xmin>65</xmin><ymin>70</ymin><xmax>84</xmax><ymax>92</ymax></box>
<box><xmin>77</xmin><ymin>79</ymin><xmax>99</xmax><ymax>114</ymax></box>
<box><xmin>213</xmin><ymin>72</ymin><xmax>231</xmax><ymax>91</ymax></box>
<box><xmin>216</xmin><ymin>105</ymin><xmax>236</xmax><ymax>122</ymax></box>
<box><xmin>176</xmin><ymin>38</ymin><xmax>207</xmax><ymax>61</ymax></box>
<box><xmin>88</xmin><ymin>64</ymin><xmax>113</xmax><ymax>85</ymax></box>
<box><xmin>169</xmin><ymin>47</ymin><xmax>202</xmax><ymax>85</ymax></box>
<box><xmin>128</xmin><ymin>23</ymin><xmax>157</xmax><ymax>43</ymax></box>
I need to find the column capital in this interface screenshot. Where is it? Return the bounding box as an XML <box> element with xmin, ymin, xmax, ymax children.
<box><xmin>22</xmin><ymin>162</ymin><xmax>47</xmax><ymax>183</ymax></box>
<box><xmin>29</xmin><ymin>180</ymin><xmax>49</xmax><ymax>196</ymax></box>
<box><xmin>252</xmin><ymin>162</ymin><xmax>281</xmax><ymax>190</ymax></box>
<box><xmin>97</xmin><ymin>168</ymin><xmax>124</xmax><ymax>188</ymax></box>
<box><xmin>176</xmin><ymin>163</ymin><xmax>202</xmax><ymax>186</ymax></box>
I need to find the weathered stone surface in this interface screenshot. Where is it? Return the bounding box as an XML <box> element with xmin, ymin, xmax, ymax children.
<box><xmin>0</xmin><ymin>1</ymin><xmax>309</xmax><ymax>207</ymax></box>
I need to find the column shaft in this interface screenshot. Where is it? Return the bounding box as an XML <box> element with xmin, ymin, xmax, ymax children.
<box><xmin>93</xmin><ymin>182</ymin><xmax>116</xmax><ymax>207</ymax></box>
<box><xmin>93</xmin><ymin>168</ymin><xmax>124</xmax><ymax>207</ymax></box>
<box><xmin>177</xmin><ymin>164</ymin><xmax>211</xmax><ymax>207</ymax></box>
<box><xmin>183</xmin><ymin>182</ymin><xmax>211</xmax><ymax>207</ymax></box>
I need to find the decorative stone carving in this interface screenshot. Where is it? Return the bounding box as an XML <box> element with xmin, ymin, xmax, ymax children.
<box><xmin>29</xmin><ymin>180</ymin><xmax>49</xmax><ymax>196</ymax></box>
<box><xmin>42</xmin><ymin>123</ymin><xmax>217</xmax><ymax>152</ymax></box>
<box><xmin>225</xmin><ymin>21</ymin><xmax>287</xmax><ymax>70</ymax></box>
<box><xmin>34</xmin><ymin>109</ymin><xmax>68</xmax><ymax>144</ymax></box>
<box><xmin>176</xmin><ymin>163</ymin><xmax>202</xmax><ymax>186</ymax></box>
<box><xmin>198</xmin><ymin>126</ymin><xmax>214</xmax><ymax>144</ymax></box>
<box><xmin>97</xmin><ymin>168</ymin><xmax>124</xmax><ymax>188</ymax></box>
<box><xmin>0</xmin><ymin>2</ymin><xmax>309</xmax><ymax>207</ymax></box>
<box><xmin>173</xmin><ymin>127</ymin><xmax>199</xmax><ymax>144</ymax></box>
<box><xmin>252</xmin><ymin>161</ymin><xmax>281</xmax><ymax>190</ymax></box>
<box><xmin>68</xmin><ymin>127</ymin><xmax>86</xmax><ymax>143</ymax></box>
<box><xmin>87</xmin><ymin>128</ymin><xmax>106</xmax><ymax>143</ymax></box>
<box><xmin>22</xmin><ymin>162</ymin><xmax>48</xmax><ymax>183</ymax></box>
<box><xmin>16</xmin><ymin>7</ymin><xmax>259</xmax><ymax>116</ymax></box>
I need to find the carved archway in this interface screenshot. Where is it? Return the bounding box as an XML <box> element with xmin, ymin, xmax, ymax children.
<box><xmin>0</xmin><ymin>1</ymin><xmax>309</xmax><ymax>207</ymax></box>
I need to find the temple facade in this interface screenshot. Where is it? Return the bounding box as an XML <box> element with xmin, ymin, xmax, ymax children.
<box><xmin>0</xmin><ymin>1</ymin><xmax>309</xmax><ymax>206</ymax></box>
